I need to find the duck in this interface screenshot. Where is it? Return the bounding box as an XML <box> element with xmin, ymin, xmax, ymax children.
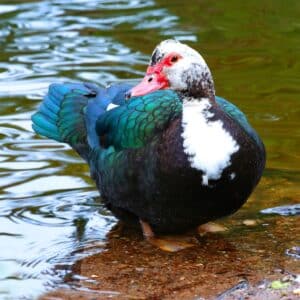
<box><xmin>32</xmin><ymin>39</ymin><xmax>266</xmax><ymax>251</ymax></box>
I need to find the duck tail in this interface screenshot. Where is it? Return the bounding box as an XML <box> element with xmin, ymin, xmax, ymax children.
<box><xmin>32</xmin><ymin>83</ymin><xmax>96</xmax><ymax>159</ymax></box>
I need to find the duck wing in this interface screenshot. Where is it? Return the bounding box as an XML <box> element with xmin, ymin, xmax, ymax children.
<box><xmin>95</xmin><ymin>90</ymin><xmax>182</xmax><ymax>151</ymax></box>
<box><xmin>31</xmin><ymin>82</ymin><xmax>133</xmax><ymax>160</ymax></box>
<box><xmin>216</xmin><ymin>96</ymin><xmax>264</xmax><ymax>151</ymax></box>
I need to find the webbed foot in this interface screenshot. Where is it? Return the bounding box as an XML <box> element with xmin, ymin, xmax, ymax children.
<box><xmin>140</xmin><ymin>220</ymin><xmax>194</xmax><ymax>252</ymax></box>
<box><xmin>197</xmin><ymin>222</ymin><xmax>227</xmax><ymax>236</ymax></box>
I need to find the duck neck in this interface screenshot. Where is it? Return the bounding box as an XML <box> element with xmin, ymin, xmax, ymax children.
<box><xmin>179</xmin><ymin>73</ymin><xmax>216</xmax><ymax>103</ymax></box>
<box><xmin>179</xmin><ymin>90</ymin><xmax>216</xmax><ymax>104</ymax></box>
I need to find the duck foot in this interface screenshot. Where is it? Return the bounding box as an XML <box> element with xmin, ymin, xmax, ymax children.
<box><xmin>140</xmin><ymin>220</ymin><xmax>194</xmax><ymax>252</ymax></box>
<box><xmin>197</xmin><ymin>222</ymin><xmax>227</xmax><ymax>236</ymax></box>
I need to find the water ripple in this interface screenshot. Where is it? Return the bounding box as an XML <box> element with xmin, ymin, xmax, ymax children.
<box><xmin>0</xmin><ymin>0</ymin><xmax>198</xmax><ymax>298</ymax></box>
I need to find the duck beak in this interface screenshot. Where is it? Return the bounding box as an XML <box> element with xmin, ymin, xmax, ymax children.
<box><xmin>128</xmin><ymin>66</ymin><xmax>169</xmax><ymax>98</ymax></box>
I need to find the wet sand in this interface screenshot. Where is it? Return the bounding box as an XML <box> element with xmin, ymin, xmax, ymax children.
<box><xmin>41</xmin><ymin>209</ymin><xmax>299</xmax><ymax>300</ymax></box>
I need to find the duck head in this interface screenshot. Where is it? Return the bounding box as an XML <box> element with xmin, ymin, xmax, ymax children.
<box><xmin>129</xmin><ymin>40</ymin><xmax>215</xmax><ymax>101</ymax></box>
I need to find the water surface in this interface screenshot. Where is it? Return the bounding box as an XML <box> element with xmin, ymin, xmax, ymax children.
<box><xmin>0</xmin><ymin>0</ymin><xmax>299</xmax><ymax>299</ymax></box>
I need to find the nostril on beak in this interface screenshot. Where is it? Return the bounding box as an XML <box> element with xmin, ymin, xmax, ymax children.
<box><xmin>125</xmin><ymin>90</ymin><xmax>131</xmax><ymax>99</ymax></box>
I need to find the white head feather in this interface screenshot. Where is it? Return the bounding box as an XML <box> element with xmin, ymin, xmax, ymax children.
<box><xmin>150</xmin><ymin>40</ymin><xmax>215</xmax><ymax>98</ymax></box>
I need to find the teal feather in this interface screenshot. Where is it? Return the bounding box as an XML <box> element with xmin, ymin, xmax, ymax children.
<box><xmin>96</xmin><ymin>90</ymin><xmax>182</xmax><ymax>151</ymax></box>
<box><xmin>32</xmin><ymin>112</ymin><xmax>59</xmax><ymax>134</ymax></box>
<box><xmin>32</xmin><ymin>82</ymin><xmax>134</xmax><ymax>163</ymax></box>
<box><xmin>43</xmin><ymin>96</ymin><xmax>60</xmax><ymax>114</ymax></box>
<box><xmin>38</xmin><ymin>103</ymin><xmax>58</xmax><ymax>121</ymax></box>
<box><xmin>32</xmin><ymin>123</ymin><xmax>61</xmax><ymax>141</ymax></box>
<box><xmin>31</xmin><ymin>83</ymin><xmax>91</xmax><ymax>148</ymax></box>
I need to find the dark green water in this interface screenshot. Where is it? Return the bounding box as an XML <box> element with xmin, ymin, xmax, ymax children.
<box><xmin>0</xmin><ymin>0</ymin><xmax>299</xmax><ymax>299</ymax></box>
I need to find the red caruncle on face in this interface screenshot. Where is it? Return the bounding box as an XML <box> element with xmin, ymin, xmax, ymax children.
<box><xmin>129</xmin><ymin>52</ymin><xmax>182</xmax><ymax>97</ymax></box>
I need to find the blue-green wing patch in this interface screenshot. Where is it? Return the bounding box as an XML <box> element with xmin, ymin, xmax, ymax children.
<box><xmin>96</xmin><ymin>90</ymin><xmax>182</xmax><ymax>150</ymax></box>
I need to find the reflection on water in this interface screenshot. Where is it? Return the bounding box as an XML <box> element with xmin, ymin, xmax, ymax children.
<box><xmin>0</xmin><ymin>0</ymin><xmax>299</xmax><ymax>299</ymax></box>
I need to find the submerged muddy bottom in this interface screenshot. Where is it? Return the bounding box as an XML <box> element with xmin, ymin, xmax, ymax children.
<box><xmin>42</xmin><ymin>181</ymin><xmax>299</xmax><ymax>300</ymax></box>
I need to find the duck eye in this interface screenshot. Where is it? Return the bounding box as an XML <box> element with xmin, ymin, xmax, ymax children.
<box><xmin>171</xmin><ymin>55</ymin><xmax>178</xmax><ymax>63</ymax></box>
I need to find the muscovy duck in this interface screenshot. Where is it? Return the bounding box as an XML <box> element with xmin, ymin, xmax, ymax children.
<box><xmin>32</xmin><ymin>40</ymin><xmax>266</xmax><ymax>250</ymax></box>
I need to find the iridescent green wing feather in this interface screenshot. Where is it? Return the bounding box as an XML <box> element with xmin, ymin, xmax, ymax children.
<box><xmin>96</xmin><ymin>90</ymin><xmax>182</xmax><ymax>151</ymax></box>
<box><xmin>32</xmin><ymin>83</ymin><xmax>94</xmax><ymax>146</ymax></box>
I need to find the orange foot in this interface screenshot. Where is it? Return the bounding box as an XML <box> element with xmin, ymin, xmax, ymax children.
<box><xmin>197</xmin><ymin>222</ymin><xmax>227</xmax><ymax>236</ymax></box>
<box><xmin>140</xmin><ymin>220</ymin><xmax>194</xmax><ymax>252</ymax></box>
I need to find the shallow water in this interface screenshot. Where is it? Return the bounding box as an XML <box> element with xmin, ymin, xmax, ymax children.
<box><xmin>0</xmin><ymin>0</ymin><xmax>299</xmax><ymax>299</ymax></box>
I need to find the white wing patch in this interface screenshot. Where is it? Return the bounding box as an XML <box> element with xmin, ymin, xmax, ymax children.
<box><xmin>181</xmin><ymin>98</ymin><xmax>239</xmax><ymax>186</ymax></box>
<box><xmin>106</xmin><ymin>103</ymin><xmax>119</xmax><ymax>111</ymax></box>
